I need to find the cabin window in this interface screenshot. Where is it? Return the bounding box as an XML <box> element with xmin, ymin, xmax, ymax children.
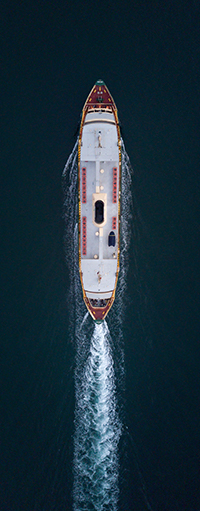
<box><xmin>95</xmin><ymin>200</ymin><xmax>104</xmax><ymax>224</ymax></box>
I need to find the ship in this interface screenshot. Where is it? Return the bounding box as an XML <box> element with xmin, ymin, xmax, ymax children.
<box><xmin>78</xmin><ymin>80</ymin><xmax>121</xmax><ymax>322</ymax></box>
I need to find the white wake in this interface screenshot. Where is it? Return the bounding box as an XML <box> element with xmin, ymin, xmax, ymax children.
<box><xmin>73</xmin><ymin>321</ymin><xmax>121</xmax><ymax>510</ymax></box>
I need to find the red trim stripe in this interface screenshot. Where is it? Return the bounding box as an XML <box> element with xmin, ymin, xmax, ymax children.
<box><xmin>113</xmin><ymin>167</ymin><xmax>117</xmax><ymax>203</ymax></box>
<box><xmin>82</xmin><ymin>167</ymin><xmax>87</xmax><ymax>203</ymax></box>
<box><xmin>82</xmin><ymin>216</ymin><xmax>87</xmax><ymax>255</ymax></box>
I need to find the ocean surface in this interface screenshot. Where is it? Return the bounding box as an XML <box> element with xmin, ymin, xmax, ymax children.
<box><xmin>1</xmin><ymin>2</ymin><xmax>200</xmax><ymax>510</ymax></box>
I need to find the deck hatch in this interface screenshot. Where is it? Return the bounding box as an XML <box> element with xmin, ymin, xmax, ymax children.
<box><xmin>82</xmin><ymin>216</ymin><xmax>87</xmax><ymax>255</ymax></box>
<box><xmin>95</xmin><ymin>200</ymin><xmax>104</xmax><ymax>224</ymax></box>
<box><xmin>108</xmin><ymin>231</ymin><xmax>116</xmax><ymax>247</ymax></box>
<box><xmin>82</xmin><ymin>167</ymin><xmax>87</xmax><ymax>203</ymax></box>
<box><xmin>113</xmin><ymin>167</ymin><xmax>117</xmax><ymax>203</ymax></box>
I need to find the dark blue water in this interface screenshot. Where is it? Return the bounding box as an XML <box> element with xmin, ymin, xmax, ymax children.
<box><xmin>1</xmin><ymin>2</ymin><xmax>200</xmax><ymax>510</ymax></box>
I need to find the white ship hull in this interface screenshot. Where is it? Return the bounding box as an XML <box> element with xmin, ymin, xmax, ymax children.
<box><xmin>78</xmin><ymin>80</ymin><xmax>121</xmax><ymax>321</ymax></box>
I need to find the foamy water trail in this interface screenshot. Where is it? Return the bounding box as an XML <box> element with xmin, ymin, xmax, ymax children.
<box><xmin>73</xmin><ymin>321</ymin><xmax>121</xmax><ymax>511</ymax></box>
<box><xmin>63</xmin><ymin>138</ymin><xmax>133</xmax><ymax>510</ymax></box>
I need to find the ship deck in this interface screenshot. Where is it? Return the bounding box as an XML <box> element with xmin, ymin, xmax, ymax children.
<box><xmin>79</xmin><ymin>109</ymin><xmax>120</xmax><ymax>301</ymax></box>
